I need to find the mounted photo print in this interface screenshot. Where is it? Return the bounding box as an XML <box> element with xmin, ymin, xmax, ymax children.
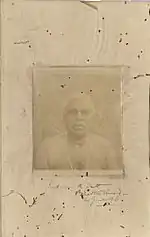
<box><xmin>32</xmin><ymin>66</ymin><xmax>124</xmax><ymax>175</ymax></box>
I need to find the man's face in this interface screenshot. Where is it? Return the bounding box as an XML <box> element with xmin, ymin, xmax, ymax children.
<box><xmin>64</xmin><ymin>96</ymin><xmax>94</xmax><ymax>138</ymax></box>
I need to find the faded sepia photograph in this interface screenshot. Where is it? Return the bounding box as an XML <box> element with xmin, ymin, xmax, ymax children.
<box><xmin>32</xmin><ymin>66</ymin><xmax>123</xmax><ymax>171</ymax></box>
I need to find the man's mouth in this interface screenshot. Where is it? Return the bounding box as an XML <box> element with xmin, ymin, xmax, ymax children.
<box><xmin>73</xmin><ymin>124</ymin><xmax>85</xmax><ymax>130</ymax></box>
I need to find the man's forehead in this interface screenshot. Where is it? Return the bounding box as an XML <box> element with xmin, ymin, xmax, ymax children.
<box><xmin>64</xmin><ymin>94</ymin><xmax>95</xmax><ymax>112</ymax></box>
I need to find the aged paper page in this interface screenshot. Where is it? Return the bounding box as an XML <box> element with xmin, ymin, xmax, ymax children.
<box><xmin>1</xmin><ymin>1</ymin><xmax>150</xmax><ymax>237</ymax></box>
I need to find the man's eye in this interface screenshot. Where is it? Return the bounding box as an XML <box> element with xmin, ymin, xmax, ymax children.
<box><xmin>69</xmin><ymin>109</ymin><xmax>77</xmax><ymax>115</ymax></box>
<box><xmin>81</xmin><ymin>110</ymin><xmax>89</xmax><ymax>116</ymax></box>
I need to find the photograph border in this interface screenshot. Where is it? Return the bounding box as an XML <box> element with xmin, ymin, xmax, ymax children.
<box><xmin>31</xmin><ymin>64</ymin><xmax>129</xmax><ymax>178</ymax></box>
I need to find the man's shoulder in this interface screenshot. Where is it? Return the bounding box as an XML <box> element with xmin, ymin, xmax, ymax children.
<box><xmin>89</xmin><ymin>133</ymin><xmax>112</xmax><ymax>148</ymax></box>
<box><xmin>40</xmin><ymin>133</ymin><xmax>67</xmax><ymax>148</ymax></box>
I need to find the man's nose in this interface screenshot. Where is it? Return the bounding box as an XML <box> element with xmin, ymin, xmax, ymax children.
<box><xmin>76</xmin><ymin>111</ymin><xmax>83</xmax><ymax>119</ymax></box>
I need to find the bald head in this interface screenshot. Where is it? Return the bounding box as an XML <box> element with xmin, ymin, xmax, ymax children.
<box><xmin>64</xmin><ymin>94</ymin><xmax>95</xmax><ymax>115</ymax></box>
<box><xmin>63</xmin><ymin>94</ymin><xmax>95</xmax><ymax>138</ymax></box>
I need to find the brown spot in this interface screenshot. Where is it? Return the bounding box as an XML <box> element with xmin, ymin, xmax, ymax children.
<box><xmin>98</xmin><ymin>29</ymin><xmax>101</xmax><ymax>33</ymax></box>
<box><xmin>60</xmin><ymin>84</ymin><xmax>66</xmax><ymax>88</ymax></box>
<box><xmin>120</xmin><ymin>225</ymin><xmax>125</xmax><ymax>229</ymax></box>
<box><xmin>49</xmin><ymin>32</ymin><xmax>52</xmax><ymax>36</ymax></box>
<box><xmin>125</xmin><ymin>42</ymin><xmax>128</xmax><ymax>45</ymax></box>
<box><xmin>57</xmin><ymin>213</ymin><xmax>63</xmax><ymax>220</ymax></box>
<box><xmin>102</xmin><ymin>17</ymin><xmax>105</xmax><ymax>20</ymax></box>
<box><xmin>89</xmin><ymin>89</ymin><xmax>92</xmax><ymax>92</ymax></box>
<box><xmin>29</xmin><ymin>45</ymin><xmax>32</xmax><ymax>48</ymax></box>
<box><xmin>81</xmin><ymin>91</ymin><xmax>84</xmax><ymax>94</ymax></box>
<box><xmin>144</xmin><ymin>18</ymin><xmax>148</xmax><ymax>21</ymax></box>
<box><xmin>112</xmin><ymin>89</ymin><xmax>115</xmax><ymax>92</ymax></box>
<box><xmin>124</xmin><ymin>1</ymin><xmax>127</xmax><ymax>4</ymax></box>
<box><xmin>103</xmin><ymin>202</ymin><xmax>107</xmax><ymax>207</ymax></box>
<box><xmin>41</xmin><ymin>178</ymin><xmax>43</xmax><ymax>180</ymax></box>
<box><xmin>68</xmin><ymin>76</ymin><xmax>71</xmax><ymax>79</ymax></box>
<box><xmin>81</xmin><ymin>194</ymin><xmax>84</xmax><ymax>199</ymax></box>
<box><xmin>119</xmin><ymin>38</ymin><xmax>122</xmax><ymax>43</ymax></box>
<box><xmin>125</xmin><ymin>32</ymin><xmax>128</xmax><ymax>35</ymax></box>
<box><xmin>86</xmin><ymin>171</ymin><xmax>88</xmax><ymax>177</ymax></box>
<box><xmin>36</xmin><ymin>225</ymin><xmax>40</xmax><ymax>230</ymax></box>
<box><xmin>86</xmin><ymin>58</ymin><xmax>90</xmax><ymax>63</ymax></box>
<box><xmin>137</xmin><ymin>55</ymin><xmax>140</xmax><ymax>59</ymax></box>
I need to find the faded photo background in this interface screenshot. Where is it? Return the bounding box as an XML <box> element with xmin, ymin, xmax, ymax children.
<box><xmin>33</xmin><ymin>66</ymin><xmax>123</xmax><ymax>170</ymax></box>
